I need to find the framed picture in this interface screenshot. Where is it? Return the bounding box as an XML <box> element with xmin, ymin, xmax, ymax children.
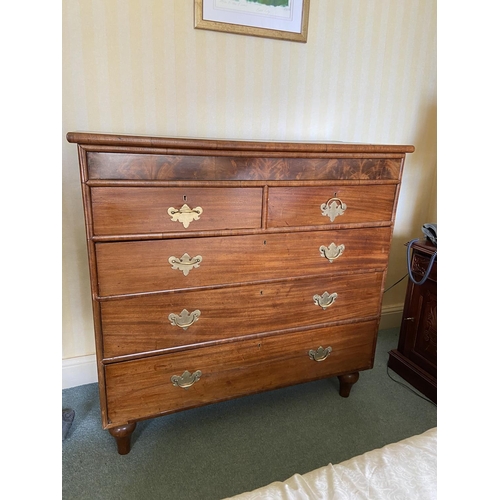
<box><xmin>194</xmin><ymin>0</ymin><xmax>310</xmax><ymax>43</ymax></box>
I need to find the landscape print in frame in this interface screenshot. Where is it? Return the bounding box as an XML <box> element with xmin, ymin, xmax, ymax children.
<box><xmin>194</xmin><ymin>0</ymin><xmax>310</xmax><ymax>42</ymax></box>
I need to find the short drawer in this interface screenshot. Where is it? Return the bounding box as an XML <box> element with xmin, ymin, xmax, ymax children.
<box><xmin>104</xmin><ymin>320</ymin><xmax>378</xmax><ymax>425</ymax></box>
<box><xmin>95</xmin><ymin>227</ymin><xmax>392</xmax><ymax>296</ymax></box>
<box><xmin>91</xmin><ymin>187</ymin><xmax>263</xmax><ymax>235</ymax></box>
<box><xmin>267</xmin><ymin>185</ymin><xmax>397</xmax><ymax>227</ymax></box>
<box><xmin>100</xmin><ymin>272</ymin><xmax>384</xmax><ymax>357</ymax></box>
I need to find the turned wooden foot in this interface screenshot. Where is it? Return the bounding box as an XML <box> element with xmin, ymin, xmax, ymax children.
<box><xmin>338</xmin><ymin>372</ymin><xmax>359</xmax><ymax>398</ymax></box>
<box><xmin>108</xmin><ymin>422</ymin><xmax>137</xmax><ymax>455</ymax></box>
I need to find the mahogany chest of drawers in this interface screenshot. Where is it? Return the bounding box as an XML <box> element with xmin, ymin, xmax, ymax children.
<box><xmin>67</xmin><ymin>132</ymin><xmax>414</xmax><ymax>454</ymax></box>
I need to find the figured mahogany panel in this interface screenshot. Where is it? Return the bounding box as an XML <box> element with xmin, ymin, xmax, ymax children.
<box><xmin>87</xmin><ymin>152</ymin><xmax>403</xmax><ymax>181</ymax></box>
<box><xmin>268</xmin><ymin>185</ymin><xmax>397</xmax><ymax>228</ymax></box>
<box><xmin>105</xmin><ymin>320</ymin><xmax>378</xmax><ymax>426</ymax></box>
<box><xmin>286</xmin><ymin>158</ymin><xmax>402</xmax><ymax>181</ymax></box>
<box><xmin>91</xmin><ymin>187</ymin><xmax>262</xmax><ymax>235</ymax></box>
<box><xmin>100</xmin><ymin>272</ymin><xmax>384</xmax><ymax>357</ymax></box>
<box><xmin>95</xmin><ymin>227</ymin><xmax>392</xmax><ymax>296</ymax></box>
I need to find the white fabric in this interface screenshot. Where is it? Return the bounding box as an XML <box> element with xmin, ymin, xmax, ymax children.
<box><xmin>225</xmin><ymin>428</ymin><xmax>437</xmax><ymax>500</ymax></box>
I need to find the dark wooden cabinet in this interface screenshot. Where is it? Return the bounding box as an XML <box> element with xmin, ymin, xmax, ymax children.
<box><xmin>388</xmin><ymin>239</ymin><xmax>437</xmax><ymax>403</ymax></box>
<box><xmin>67</xmin><ymin>132</ymin><xmax>414</xmax><ymax>454</ymax></box>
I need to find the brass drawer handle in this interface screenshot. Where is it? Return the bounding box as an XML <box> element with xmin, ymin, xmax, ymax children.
<box><xmin>171</xmin><ymin>370</ymin><xmax>202</xmax><ymax>389</ymax></box>
<box><xmin>168</xmin><ymin>309</ymin><xmax>201</xmax><ymax>330</ymax></box>
<box><xmin>319</xmin><ymin>242</ymin><xmax>345</xmax><ymax>262</ymax></box>
<box><xmin>168</xmin><ymin>253</ymin><xmax>203</xmax><ymax>276</ymax></box>
<box><xmin>320</xmin><ymin>197</ymin><xmax>346</xmax><ymax>222</ymax></box>
<box><xmin>313</xmin><ymin>292</ymin><xmax>338</xmax><ymax>310</ymax></box>
<box><xmin>167</xmin><ymin>203</ymin><xmax>203</xmax><ymax>228</ymax></box>
<box><xmin>309</xmin><ymin>346</ymin><xmax>332</xmax><ymax>362</ymax></box>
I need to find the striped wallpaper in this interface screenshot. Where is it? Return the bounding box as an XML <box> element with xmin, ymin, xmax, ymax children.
<box><xmin>62</xmin><ymin>0</ymin><xmax>436</xmax><ymax>360</ymax></box>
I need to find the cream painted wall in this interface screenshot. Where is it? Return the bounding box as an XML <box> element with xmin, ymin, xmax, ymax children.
<box><xmin>62</xmin><ymin>0</ymin><xmax>436</xmax><ymax>363</ymax></box>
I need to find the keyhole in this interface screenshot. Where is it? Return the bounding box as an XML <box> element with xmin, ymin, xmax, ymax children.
<box><xmin>183</xmin><ymin>195</ymin><xmax>187</xmax><ymax>202</ymax></box>
<box><xmin>263</xmin><ymin>240</ymin><xmax>267</xmax><ymax>245</ymax></box>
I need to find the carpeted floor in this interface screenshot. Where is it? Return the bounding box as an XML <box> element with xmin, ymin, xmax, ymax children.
<box><xmin>62</xmin><ymin>327</ymin><xmax>437</xmax><ymax>500</ymax></box>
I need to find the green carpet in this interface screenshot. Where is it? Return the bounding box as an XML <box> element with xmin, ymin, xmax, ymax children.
<box><xmin>62</xmin><ymin>328</ymin><xmax>437</xmax><ymax>500</ymax></box>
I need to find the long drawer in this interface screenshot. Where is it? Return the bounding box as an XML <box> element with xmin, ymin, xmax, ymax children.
<box><xmin>268</xmin><ymin>185</ymin><xmax>397</xmax><ymax>227</ymax></box>
<box><xmin>95</xmin><ymin>227</ymin><xmax>392</xmax><ymax>296</ymax></box>
<box><xmin>104</xmin><ymin>320</ymin><xmax>378</xmax><ymax>426</ymax></box>
<box><xmin>100</xmin><ymin>272</ymin><xmax>384</xmax><ymax>357</ymax></box>
<box><xmin>91</xmin><ymin>186</ymin><xmax>263</xmax><ymax>235</ymax></box>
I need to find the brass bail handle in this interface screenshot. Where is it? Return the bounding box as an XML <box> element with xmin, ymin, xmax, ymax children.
<box><xmin>168</xmin><ymin>309</ymin><xmax>201</xmax><ymax>330</ymax></box>
<box><xmin>167</xmin><ymin>203</ymin><xmax>203</xmax><ymax>228</ymax></box>
<box><xmin>313</xmin><ymin>291</ymin><xmax>338</xmax><ymax>310</ymax></box>
<box><xmin>319</xmin><ymin>242</ymin><xmax>345</xmax><ymax>262</ymax></box>
<box><xmin>320</xmin><ymin>196</ymin><xmax>346</xmax><ymax>222</ymax></box>
<box><xmin>168</xmin><ymin>253</ymin><xmax>203</xmax><ymax>276</ymax></box>
<box><xmin>309</xmin><ymin>346</ymin><xmax>332</xmax><ymax>362</ymax></box>
<box><xmin>171</xmin><ymin>370</ymin><xmax>202</xmax><ymax>389</ymax></box>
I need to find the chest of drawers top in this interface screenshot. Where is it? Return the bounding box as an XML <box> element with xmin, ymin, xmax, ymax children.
<box><xmin>68</xmin><ymin>132</ymin><xmax>414</xmax><ymax>182</ymax></box>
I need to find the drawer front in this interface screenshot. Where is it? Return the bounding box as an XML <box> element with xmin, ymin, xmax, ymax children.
<box><xmin>101</xmin><ymin>272</ymin><xmax>384</xmax><ymax>357</ymax></box>
<box><xmin>105</xmin><ymin>320</ymin><xmax>378</xmax><ymax>425</ymax></box>
<box><xmin>91</xmin><ymin>187</ymin><xmax>263</xmax><ymax>235</ymax></box>
<box><xmin>96</xmin><ymin>227</ymin><xmax>392</xmax><ymax>296</ymax></box>
<box><xmin>268</xmin><ymin>185</ymin><xmax>397</xmax><ymax>227</ymax></box>
<box><xmin>87</xmin><ymin>152</ymin><xmax>403</xmax><ymax>181</ymax></box>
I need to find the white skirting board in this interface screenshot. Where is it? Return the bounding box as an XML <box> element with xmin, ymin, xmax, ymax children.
<box><xmin>62</xmin><ymin>305</ymin><xmax>404</xmax><ymax>389</ymax></box>
<box><xmin>62</xmin><ymin>354</ymin><xmax>98</xmax><ymax>390</ymax></box>
<box><xmin>378</xmin><ymin>303</ymin><xmax>404</xmax><ymax>331</ymax></box>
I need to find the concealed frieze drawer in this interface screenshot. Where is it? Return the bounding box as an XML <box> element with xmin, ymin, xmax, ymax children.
<box><xmin>95</xmin><ymin>227</ymin><xmax>392</xmax><ymax>296</ymax></box>
<box><xmin>104</xmin><ymin>320</ymin><xmax>378</xmax><ymax>426</ymax></box>
<box><xmin>91</xmin><ymin>187</ymin><xmax>263</xmax><ymax>235</ymax></box>
<box><xmin>100</xmin><ymin>272</ymin><xmax>384</xmax><ymax>357</ymax></box>
<box><xmin>87</xmin><ymin>152</ymin><xmax>403</xmax><ymax>181</ymax></box>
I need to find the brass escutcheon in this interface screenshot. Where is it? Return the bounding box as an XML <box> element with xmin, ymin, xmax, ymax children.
<box><xmin>167</xmin><ymin>204</ymin><xmax>203</xmax><ymax>228</ymax></box>
<box><xmin>168</xmin><ymin>253</ymin><xmax>203</xmax><ymax>276</ymax></box>
<box><xmin>168</xmin><ymin>309</ymin><xmax>201</xmax><ymax>330</ymax></box>
<box><xmin>319</xmin><ymin>242</ymin><xmax>345</xmax><ymax>262</ymax></box>
<box><xmin>171</xmin><ymin>370</ymin><xmax>202</xmax><ymax>389</ymax></box>
<box><xmin>309</xmin><ymin>346</ymin><xmax>332</xmax><ymax>362</ymax></box>
<box><xmin>320</xmin><ymin>197</ymin><xmax>347</xmax><ymax>222</ymax></box>
<box><xmin>313</xmin><ymin>291</ymin><xmax>338</xmax><ymax>310</ymax></box>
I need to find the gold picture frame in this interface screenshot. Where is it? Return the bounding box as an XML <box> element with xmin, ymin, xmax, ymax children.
<box><xmin>194</xmin><ymin>0</ymin><xmax>310</xmax><ymax>43</ymax></box>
